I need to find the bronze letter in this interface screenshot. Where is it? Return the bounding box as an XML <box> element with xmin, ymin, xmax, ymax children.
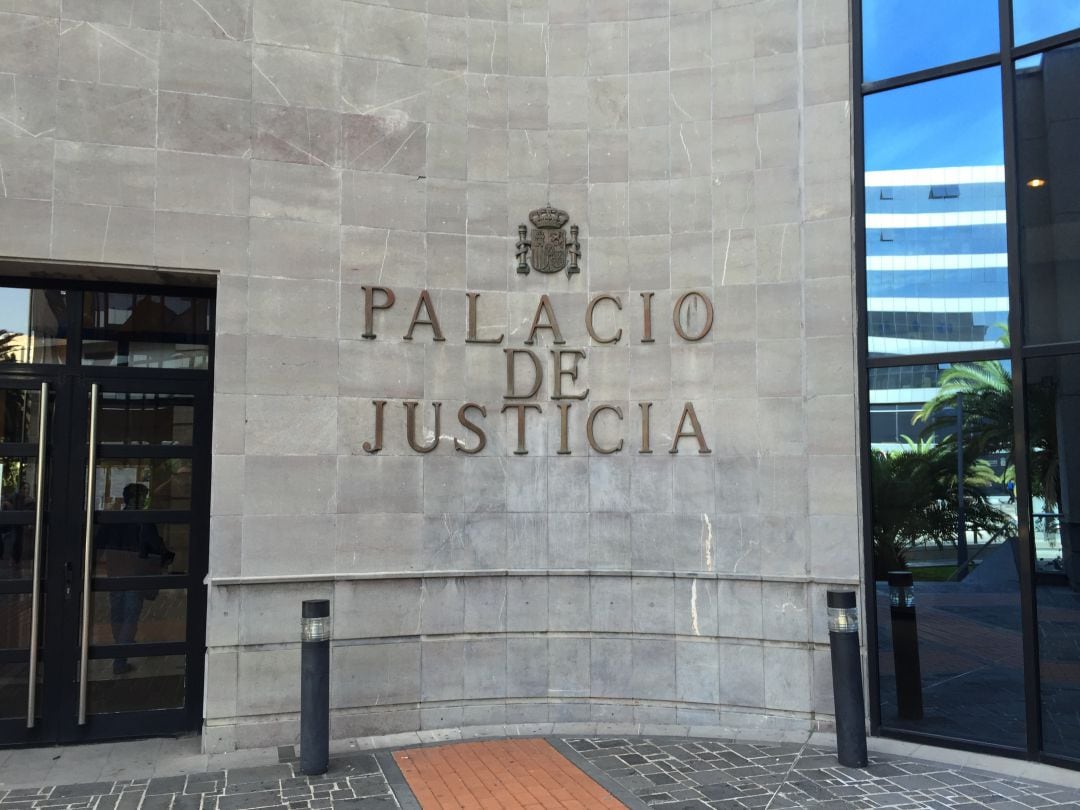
<box><xmin>586</xmin><ymin>405</ymin><xmax>624</xmax><ymax>454</ymax></box>
<box><xmin>557</xmin><ymin>402</ymin><xmax>572</xmax><ymax>455</ymax></box>
<box><xmin>640</xmin><ymin>291</ymin><xmax>655</xmax><ymax>343</ymax></box>
<box><xmin>466</xmin><ymin>292</ymin><xmax>504</xmax><ymax>344</ymax></box>
<box><xmin>669</xmin><ymin>402</ymin><xmax>711</xmax><ymax>454</ymax></box>
<box><xmin>501</xmin><ymin>403</ymin><xmax>542</xmax><ymax>455</ymax></box>
<box><xmin>403</xmin><ymin>289</ymin><xmax>446</xmax><ymax>341</ymax></box>
<box><xmin>524</xmin><ymin>294</ymin><xmax>566</xmax><ymax>345</ymax></box>
<box><xmin>585</xmin><ymin>294</ymin><xmax>623</xmax><ymax>344</ymax></box>
<box><xmin>551</xmin><ymin>349</ymin><xmax>589</xmax><ymax>400</ymax></box>
<box><xmin>362</xmin><ymin>400</ymin><xmax>387</xmax><ymax>453</ymax></box>
<box><xmin>639</xmin><ymin>401</ymin><xmax>652</xmax><ymax>454</ymax></box>
<box><xmin>405</xmin><ymin>401</ymin><xmax>442</xmax><ymax>453</ymax></box>
<box><xmin>361</xmin><ymin>286</ymin><xmax>395</xmax><ymax>339</ymax></box>
<box><xmin>504</xmin><ymin>348</ymin><xmax>543</xmax><ymax>399</ymax></box>
<box><xmin>673</xmin><ymin>291</ymin><xmax>715</xmax><ymax>342</ymax></box>
<box><xmin>455</xmin><ymin>403</ymin><xmax>487</xmax><ymax>454</ymax></box>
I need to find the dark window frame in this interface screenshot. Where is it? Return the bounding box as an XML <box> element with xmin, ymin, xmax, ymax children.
<box><xmin>853</xmin><ymin>1</ymin><xmax>1080</xmax><ymax>769</ymax></box>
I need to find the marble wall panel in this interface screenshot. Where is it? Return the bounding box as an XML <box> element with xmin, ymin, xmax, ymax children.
<box><xmin>0</xmin><ymin>0</ymin><xmax>859</xmax><ymax>751</ymax></box>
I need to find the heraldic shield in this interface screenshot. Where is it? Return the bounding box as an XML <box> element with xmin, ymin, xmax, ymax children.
<box><xmin>516</xmin><ymin>206</ymin><xmax>581</xmax><ymax>277</ymax></box>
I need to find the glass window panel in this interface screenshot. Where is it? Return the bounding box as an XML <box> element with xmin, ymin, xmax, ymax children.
<box><xmin>0</xmin><ymin>593</ymin><xmax>34</xmax><ymax>649</ymax></box>
<box><xmin>870</xmin><ymin>360</ymin><xmax>1025</xmax><ymax>747</ymax></box>
<box><xmin>94</xmin><ymin>523</ymin><xmax>188</xmax><ymax>578</ymax></box>
<box><xmin>0</xmin><ymin>288</ymin><xmax>67</xmax><ymax>364</ymax></box>
<box><xmin>0</xmin><ymin>523</ymin><xmax>41</xmax><ymax>582</ymax></box>
<box><xmin>94</xmin><ymin>459</ymin><xmax>192</xmax><ymax>512</ymax></box>
<box><xmin>1025</xmin><ymin>354</ymin><xmax>1080</xmax><ymax>758</ymax></box>
<box><xmin>99</xmin><ymin>393</ymin><xmax>194</xmax><ymax>446</ymax></box>
<box><xmin>0</xmin><ymin>388</ymin><xmax>47</xmax><ymax>445</ymax></box>
<box><xmin>90</xmin><ymin>588</ymin><xmax>186</xmax><ymax>645</ymax></box>
<box><xmin>1013</xmin><ymin>1</ymin><xmax>1080</xmax><ymax>46</ymax></box>
<box><xmin>0</xmin><ymin>662</ymin><xmax>42</xmax><ymax>719</ymax></box>
<box><xmin>862</xmin><ymin>0</ymin><xmax>999</xmax><ymax>83</ymax></box>
<box><xmin>82</xmin><ymin>292</ymin><xmax>210</xmax><ymax>369</ymax></box>
<box><xmin>864</xmin><ymin>69</ymin><xmax>1008</xmax><ymax>358</ymax></box>
<box><xmin>0</xmin><ymin>457</ymin><xmax>40</xmax><ymax>511</ymax></box>
<box><xmin>86</xmin><ymin>654</ymin><xmax>184</xmax><ymax>712</ymax></box>
<box><xmin>1016</xmin><ymin>43</ymin><xmax>1080</xmax><ymax>345</ymax></box>
<box><xmin>0</xmin><ymin>458</ymin><xmax>41</xmax><ymax>581</ymax></box>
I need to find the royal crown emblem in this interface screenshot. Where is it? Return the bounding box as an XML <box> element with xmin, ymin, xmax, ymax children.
<box><xmin>516</xmin><ymin>206</ymin><xmax>580</xmax><ymax>277</ymax></box>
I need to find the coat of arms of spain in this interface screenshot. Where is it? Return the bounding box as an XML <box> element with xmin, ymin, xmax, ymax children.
<box><xmin>516</xmin><ymin>206</ymin><xmax>581</xmax><ymax>277</ymax></box>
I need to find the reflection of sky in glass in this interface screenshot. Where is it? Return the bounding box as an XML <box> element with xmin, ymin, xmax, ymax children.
<box><xmin>1013</xmin><ymin>1</ymin><xmax>1080</xmax><ymax>46</ymax></box>
<box><xmin>862</xmin><ymin>0</ymin><xmax>999</xmax><ymax>82</ymax></box>
<box><xmin>864</xmin><ymin>68</ymin><xmax>1004</xmax><ymax>171</ymax></box>
<box><xmin>0</xmin><ymin>288</ymin><xmax>30</xmax><ymax>335</ymax></box>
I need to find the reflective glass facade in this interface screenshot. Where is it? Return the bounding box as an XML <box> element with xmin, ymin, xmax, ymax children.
<box><xmin>859</xmin><ymin>0</ymin><xmax>1080</xmax><ymax>764</ymax></box>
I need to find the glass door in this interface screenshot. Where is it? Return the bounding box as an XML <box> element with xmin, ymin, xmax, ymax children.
<box><xmin>0</xmin><ymin>280</ymin><xmax>212</xmax><ymax>746</ymax></box>
<box><xmin>0</xmin><ymin>378</ymin><xmax>60</xmax><ymax>744</ymax></box>
<box><xmin>63</xmin><ymin>377</ymin><xmax>209</xmax><ymax>741</ymax></box>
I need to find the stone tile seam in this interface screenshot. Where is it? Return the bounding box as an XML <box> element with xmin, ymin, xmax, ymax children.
<box><xmin>4</xmin><ymin>9</ymin><xmax>716</xmax><ymax>27</ymax></box>
<box><xmin>210</xmin><ymin>570</ymin><xmax>861</xmax><ymax>585</ymax></box>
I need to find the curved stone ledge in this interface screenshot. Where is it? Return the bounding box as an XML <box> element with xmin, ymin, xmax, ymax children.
<box><xmin>202</xmin><ymin>699</ymin><xmax>831</xmax><ymax>753</ymax></box>
<box><xmin>210</xmin><ymin>569</ymin><xmax>861</xmax><ymax>586</ymax></box>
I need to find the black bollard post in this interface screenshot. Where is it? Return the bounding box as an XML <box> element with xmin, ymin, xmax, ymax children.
<box><xmin>887</xmin><ymin>571</ymin><xmax>923</xmax><ymax>721</ymax></box>
<box><xmin>300</xmin><ymin>599</ymin><xmax>331</xmax><ymax>776</ymax></box>
<box><xmin>827</xmin><ymin>590</ymin><xmax>868</xmax><ymax>768</ymax></box>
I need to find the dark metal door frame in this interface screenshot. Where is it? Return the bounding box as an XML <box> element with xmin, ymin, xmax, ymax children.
<box><xmin>0</xmin><ymin>280</ymin><xmax>213</xmax><ymax>747</ymax></box>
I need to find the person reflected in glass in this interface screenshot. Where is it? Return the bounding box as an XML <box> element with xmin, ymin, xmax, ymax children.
<box><xmin>0</xmin><ymin>480</ymin><xmax>35</xmax><ymax>576</ymax></box>
<box><xmin>95</xmin><ymin>483</ymin><xmax>174</xmax><ymax>675</ymax></box>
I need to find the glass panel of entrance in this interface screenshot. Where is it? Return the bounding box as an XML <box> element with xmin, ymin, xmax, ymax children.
<box><xmin>1026</xmin><ymin>353</ymin><xmax>1080</xmax><ymax>758</ymax></box>
<box><xmin>0</xmin><ymin>288</ymin><xmax>67</xmax><ymax>365</ymax></box>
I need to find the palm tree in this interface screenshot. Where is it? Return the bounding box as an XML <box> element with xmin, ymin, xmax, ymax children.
<box><xmin>912</xmin><ymin>326</ymin><xmax>1059</xmax><ymax>510</ymax></box>
<box><xmin>871</xmin><ymin>436</ymin><xmax>1013</xmax><ymax>574</ymax></box>
<box><xmin>914</xmin><ymin>359</ymin><xmax>1014</xmax><ymax>462</ymax></box>
<box><xmin>0</xmin><ymin>329</ymin><xmax>22</xmax><ymax>363</ymax></box>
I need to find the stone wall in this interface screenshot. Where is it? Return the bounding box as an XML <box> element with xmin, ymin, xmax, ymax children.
<box><xmin>0</xmin><ymin>0</ymin><xmax>857</xmax><ymax>751</ymax></box>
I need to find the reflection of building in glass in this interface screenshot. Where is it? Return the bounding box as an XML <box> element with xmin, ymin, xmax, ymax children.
<box><xmin>1016</xmin><ymin>46</ymin><xmax>1080</xmax><ymax>345</ymax></box>
<box><xmin>865</xmin><ymin>166</ymin><xmax>1008</xmax><ymax>447</ymax></box>
<box><xmin>1016</xmin><ymin>44</ymin><xmax>1080</xmax><ymax>588</ymax></box>
<box><xmin>865</xmin><ymin>165</ymin><xmax>1008</xmax><ymax>359</ymax></box>
<box><xmin>0</xmin><ymin>289</ymin><xmax>67</xmax><ymax>364</ymax></box>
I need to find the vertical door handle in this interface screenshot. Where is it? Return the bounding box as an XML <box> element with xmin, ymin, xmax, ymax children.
<box><xmin>26</xmin><ymin>382</ymin><xmax>47</xmax><ymax>729</ymax></box>
<box><xmin>77</xmin><ymin>383</ymin><xmax>99</xmax><ymax>726</ymax></box>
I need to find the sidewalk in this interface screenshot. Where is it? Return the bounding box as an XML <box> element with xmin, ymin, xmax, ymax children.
<box><xmin>2</xmin><ymin>732</ymin><xmax>1080</xmax><ymax>809</ymax></box>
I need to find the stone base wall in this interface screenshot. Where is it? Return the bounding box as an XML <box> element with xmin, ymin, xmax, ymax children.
<box><xmin>202</xmin><ymin>568</ymin><xmax>854</xmax><ymax>753</ymax></box>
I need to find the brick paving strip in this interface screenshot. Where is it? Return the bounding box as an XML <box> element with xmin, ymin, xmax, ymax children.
<box><xmin>392</xmin><ymin>738</ymin><xmax>624</xmax><ymax>809</ymax></box>
<box><xmin>5</xmin><ymin>737</ymin><xmax>1080</xmax><ymax>810</ymax></box>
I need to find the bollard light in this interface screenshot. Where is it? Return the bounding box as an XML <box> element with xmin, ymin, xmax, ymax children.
<box><xmin>887</xmin><ymin>571</ymin><xmax>915</xmax><ymax>608</ymax></box>
<box><xmin>300</xmin><ymin>599</ymin><xmax>331</xmax><ymax>776</ymax></box>
<box><xmin>302</xmin><ymin>608</ymin><xmax>332</xmax><ymax>642</ymax></box>
<box><xmin>886</xmin><ymin>571</ymin><xmax>923</xmax><ymax>721</ymax></box>
<box><xmin>827</xmin><ymin>602</ymin><xmax>860</xmax><ymax>634</ymax></box>
<box><xmin>826</xmin><ymin>590</ymin><xmax>868</xmax><ymax>768</ymax></box>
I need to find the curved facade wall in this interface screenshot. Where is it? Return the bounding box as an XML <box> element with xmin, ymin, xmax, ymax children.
<box><xmin>0</xmin><ymin>0</ymin><xmax>857</xmax><ymax>751</ymax></box>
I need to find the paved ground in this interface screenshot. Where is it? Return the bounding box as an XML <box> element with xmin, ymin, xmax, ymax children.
<box><xmin>3</xmin><ymin>735</ymin><xmax>1080</xmax><ymax>809</ymax></box>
